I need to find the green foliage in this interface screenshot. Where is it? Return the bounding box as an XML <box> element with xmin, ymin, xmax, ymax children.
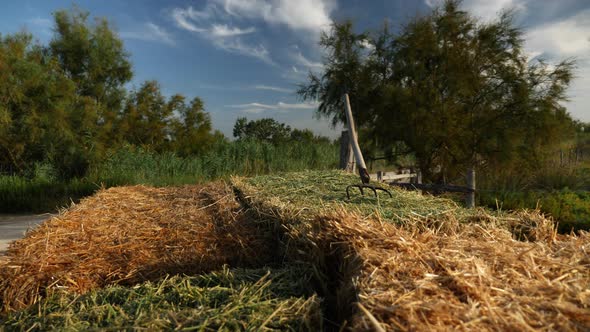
<box><xmin>50</xmin><ymin>7</ymin><xmax>132</xmax><ymax>110</ymax></box>
<box><xmin>91</xmin><ymin>140</ymin><xmax>338</xmax><ymax>185</ymax></box>
<box><xmin>169</xmin><ymin>96</ymin><xmax>216</xmax><ymax>156</ymax></box>
<box><xmin>233</xmin><ymin>117</ymin><xmax>331</xmax><ymax>145</ymax></box>
<box><xmin>2</xmin><ymin>267</ymin><xmax>322</xmax><ymax>331</ymax></box>
<box><xmin>233</xmin><ymin>117</ymin><xmax>292</xmax><ymax>144</ymax></box>
<box><xmin>118</xmin><ymin>80</ymin><xmax>170</xmax><ymax>150</ymax></box>
<box><xmin>477</xmin><ymin>157</ymin><xmax>590</xmax><ymax>232</ymax></box>
<box><xmin>0</xmin><ymin>176</ymin><xmax>97</xmax><ymax>212</ymax></box>
<box><xmin>0</xmin><ymin>140</ymin><xmax>338</xmax><ymax>212</ymax></box>
<box><xmin>0</xmin><ymin>6</ymin><xmax>221</xmax><ymax>179</ymax></box>
<box><xmin>299</xmin><ymin>0</ymin><xmax>576</xmax><ymax>183</ymax></box>
<box><xmin>50</xmin><ymin>6</ymin><xmax>133</xmax><ymax>154</ymax></box>
<box><xmin>0</xmin><ymin>31</ymin><xmax>96</xmax><ymax>177</ymax></box>
<box><xmin>479</xmin><ymin>189</ymin><xmax>590</xmax><ymax>233</ymax></box>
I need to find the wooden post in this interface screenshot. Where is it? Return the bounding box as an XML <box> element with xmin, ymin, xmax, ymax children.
<box><xmin>343</xmin><ymin>94</ymin><xmax>370</xmax><ymax>183</ymax></box>
<box><xmin>560</xmin><ymin>150</ymin><xmax>564</xmax><ymax>166</ymax></box>
<box><xmin>348</xmin><ymin>144</ymin><xmax>356</xmax><ymax>173</ymax></box>
<box><xmin>339</xmin><ymin>130</ymin><xmax>356</xmax><ymax>172</ymax></box>
<box><xmin>339</xmin><ymin>130</ymin><xmax>350</xmax><ymax>170</ymax></box>
<box><xmin>466</xmin><ymin>168</ymin><xmax>476</xmax><ymax>208</ymax></box>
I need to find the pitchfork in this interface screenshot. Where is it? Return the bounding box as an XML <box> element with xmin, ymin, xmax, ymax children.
<box><xmin>342</xmin><ymin>94</ymin><xmax>392</xmax><ymax>200</ymax></box>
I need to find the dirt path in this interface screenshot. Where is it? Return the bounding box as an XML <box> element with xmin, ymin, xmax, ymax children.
<box><xmin>0</xmin><ymin>214</ymin><xmax>53</xmax><ymax>255</ymax></box>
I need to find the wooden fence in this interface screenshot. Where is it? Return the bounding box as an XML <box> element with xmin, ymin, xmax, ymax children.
<box><xmin>339</xmin><ymin>130</ymin><xmax>476</xmax><ymax>207</ymax></box>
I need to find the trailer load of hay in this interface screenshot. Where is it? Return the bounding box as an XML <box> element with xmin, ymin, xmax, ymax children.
<box><xmin>1</xmin><ymin>170</ymin><xmax>589</xmax><ymax>331</ymax></box>
<box><xmin>233</xmin><ymin>170</ymin><xmax>590</xmax><ymax>331</ymax></box>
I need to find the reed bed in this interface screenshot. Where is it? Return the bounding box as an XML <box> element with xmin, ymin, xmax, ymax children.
<box><xmin>233</xmin><ymin>170</ymin><xmax>590</xmax><ymax>331</ymax></box>
<box><xmin>0</xmin><ymin>140</ymin><xmax>338</xmax><ymax>213</ymax></box>
<box><xmin>0</xmin><ymin>182</ymin><xmax>275</xmax><ymax>312</ymax></box>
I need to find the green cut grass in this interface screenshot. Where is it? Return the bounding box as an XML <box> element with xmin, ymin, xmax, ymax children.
<box><xmin>1</xmin><ymin>267</ymin><xmax>322</xmax><ymax>331</ymax></box>
<box><xmin>234</xmin><ymin>170</ymin><xmax>482</xmax><ymax>225</ymax></box>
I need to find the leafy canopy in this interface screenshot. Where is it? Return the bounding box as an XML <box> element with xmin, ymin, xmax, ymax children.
<box><xmin>233</xmin><ymin>118</ymin><xmax>331</xmax><ymax>145</ymax></box>
<box><xmin>0</xmin><ymin>6</ymin><xmax>219</xmax><ymax>178</ymax></box>
<box><xmin>299</xmin><ymin>0</ymin><xmax>575</xmax><ymax>182</ymax></box>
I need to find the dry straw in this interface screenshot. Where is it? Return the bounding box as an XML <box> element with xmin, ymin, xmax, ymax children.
<box><xmin>0</xmin><ymin>182</ymin><xmax>274</xmax><ymax>312</ymax></box>
<box><xmin>2</xmin><ymin>169</ymin><xmax>589</xmax><ymax>331</ymax></box>
<box><xmin>319</xmin><ymin>211</ymin><xmax>590</xmax><ymax>331</ymax></box>
<box><xmin>234</xmin><ymin>170</ymin><xmax>590</xmax><ymax>331</ymax></box>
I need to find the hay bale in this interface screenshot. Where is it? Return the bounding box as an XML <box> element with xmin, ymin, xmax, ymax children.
<box><xmin>320</xmin><ymin>211</ymin><xmax>590</xmax><ymax>331</ymax></box>
<box><xmin>0</xmin><ymin>182</ymin><xmax>275</xmax><ymax>312</ymax></box>
<box><xmin>233</xmin><ymin>170</ymin><xmax>590</xmax><ymax>331</ymax></box>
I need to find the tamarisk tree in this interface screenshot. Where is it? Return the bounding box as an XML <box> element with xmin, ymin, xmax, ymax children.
<box><xmin>299</xmin><ymin>0</ymin><xmax>575</xmax><ymax>183</ymax></box>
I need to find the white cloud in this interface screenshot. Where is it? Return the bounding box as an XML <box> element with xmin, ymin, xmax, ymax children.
<box><xmin>196</xmin><ymin>83</ymin><xmax>292</xmax><ymax>93</ymax></box>
<box><xmin>210</xmin><ymin>24</ymin><xmax>255</xmax><ymax>37</ymax></box>
<box><xmin>228</xmin><ymin>101</ymin><xmax>318</xmax><ymax>113</ymax></box>
<box><xmin>216</xmin><ymin>39</ymin><xmax>273</xmax><ymax>64</ymax></box>
<box><xmin>253</xmin><ymin>85</ymin><xmax>292</xmax><ymax>93</ymax></box>
<box><xmin>525</xmin><ymin>9</ymin><xmax>590</xmax><ymax>58</ymax></box>
<box><xmin>217</xmin><ymin>0</ymin><xmax>334</xmax><ymax>34</ymax></box>
<box><xmin>293</xmin><ymin>52</ymin><xmax>324</xmax><ymax>70</ymax></box>
<box><xmin>171</xmin><ymin>1</ymin><xmax>335</xmax><ymax>70</ymax></box>
<box><xmin>359</xmin><ymin>39</ymin><xmax>375</xmax><ymax>50</ymax></box>
<box><xmin>566</xmin><ymin>61</ymin><xmax>590</xmax><ymax>121</ymax></box>
<box><xmin>172</xmin><ymin>5</ymin><xmax>271</xmax><ymax>64</ymax></box>
<box><xmin>121</xmin><ymin>23</ymin><xmax>175</xmax><ymax>45</ymax></box>
<box><xmin>171</xmin><ymin>7</ymin><xmax>206</xmax><ymax>32</ymax></box>
<box><xmin>281</xmin><ymin>65</ymin><xmax>310</xmax><ymax>82</ymax></box>
<box><xmin>464</xmin><ymin>0</ymin><xmax>527</xmax><ymax>22</ymax></box>
<box><xmin>523</xmin><ymin>9</ymin><xmax>590</xmax><ymax>122</ymax></box>
<box><xmin>182</xmin><ymin>5</ymin><xmax>215</xmax><ymax>20</ymax></box>
<box><xmin>424</xmin><ymin>0</ymin><xmax>440</xmax><ymax>8</ymax></box>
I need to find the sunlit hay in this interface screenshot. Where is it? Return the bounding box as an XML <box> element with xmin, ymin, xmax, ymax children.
<box><xmin>315</xmin><ymin>211</ymin><xmax>590</xmax><ymax>331</ymax></box>
<box><xmin>232</xmin><ymin>170</ymin><xmax>590</xmax><ymax>331</ymax></box>
<box><xmin>232</xmin><ymin>170</ymin><xmax>561</xmax><ymax>240</ymax></box>
<box><xmin>0</xmin><ymin>182</ymin><xmax>274</xmax><ymax>312</ymax></box>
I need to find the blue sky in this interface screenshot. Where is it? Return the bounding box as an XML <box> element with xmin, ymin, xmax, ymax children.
<box><xmin>1</xmin><ymin>0</ymin><xmax>589</xmax><ymax>139</ymax></box>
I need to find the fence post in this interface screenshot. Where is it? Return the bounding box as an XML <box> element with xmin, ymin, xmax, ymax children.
<box><xmin>339</xmin><ymin>130</ymin><xmax>355</xmax><ymax>172</ymax></box>
<box><xmin>560</xmin><ymin>150</ymin><xmax>564</xmax><ymax>166</ymax></box>
<box><xmin>339</xmin><ymin>130</ymin><xmax>349</xmax><ymax>170</ymax></box>
<box><xmin>411</xmin><ymin>168</ymin><xmax>423</xmax><ymax>184</ymax></box>
<box><xmin>466</xmin><ymin>168</ymin><xmax>476</xmax><ymax>208</ymax></box>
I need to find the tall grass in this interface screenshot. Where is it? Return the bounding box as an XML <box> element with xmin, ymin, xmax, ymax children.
<box><xmin>0</xmin><ymin>176</ymin><xmax>98</xmax><ymax>213</ymax></box>
<box><xmin>0</xmin><ymin>140</ymin><xmax>339</xmax><ymax>213</ymax></box>
<box><xmin>92</xmin><ymin>140</ymin><xmax>338</xmax><ymax>186</ymax></box>
<box><xmin>478</xmin><ymin>161</ymin><xmax>590</xmax><ymax>232</ymax></box>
